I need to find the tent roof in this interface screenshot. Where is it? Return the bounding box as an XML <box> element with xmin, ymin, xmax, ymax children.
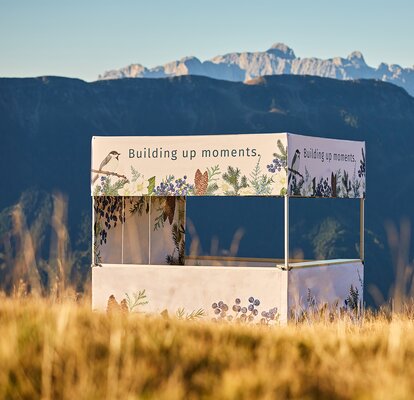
<box><xmin>91</xmin><ymin>132</ymin><xmax>365</xmax><ymax>199</ymax></box>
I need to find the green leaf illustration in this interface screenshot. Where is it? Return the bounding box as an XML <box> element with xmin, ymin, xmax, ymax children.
<box><xmin>147</xmin><ymin>176</ymin><xmax>156</xmax><ymax>195</ymax></box>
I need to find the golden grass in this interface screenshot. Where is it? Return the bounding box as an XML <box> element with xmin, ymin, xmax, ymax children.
<box><xmin>1</xmin><ymin>297</ymin><xmax>414</xmax><ymax>400</ymax></box>
<box><xmin>2</xmin><ymin>196</ymin><xmax>414</xmax><ymax>398</ymax></box>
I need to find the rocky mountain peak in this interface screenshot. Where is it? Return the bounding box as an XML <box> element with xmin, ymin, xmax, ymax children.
<box><xmin>97</xmin><ymin>44</ymin><xmax>414</xmax><ymax>96</ymax></box>
<box><xmin>347</xmin><ymin>51</ymin><xmax>366</xmax><ymax>64</ymax></box>
<box><xmin>266</xmin><ymin>42</ymin><xmax>296</xmax><ymax>59</ymax></box>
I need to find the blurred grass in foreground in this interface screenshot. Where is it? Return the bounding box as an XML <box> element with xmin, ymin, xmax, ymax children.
<box><xmin>1</xmin><ymin>296</ymin><xmax>414</xmax><ymax>400</ymax></box>
<box><xmin>2</xmin><ymin>194</ymin><xmax>414</xmax><ymax>398</ymax></box>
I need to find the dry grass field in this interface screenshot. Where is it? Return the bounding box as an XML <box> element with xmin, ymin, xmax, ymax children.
<box><xmin>2</xmin><ymin>197</ymin><xmax>414</xmax><ymax>398</ymax></box>
<box><xmin>1</xmin><ymin>296</ymin><xmax>414</xmax><ymax>400</ymax></box>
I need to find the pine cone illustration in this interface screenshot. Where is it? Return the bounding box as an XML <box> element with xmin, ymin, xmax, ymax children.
<box><xmin>163</xmin><ymin>197</ymin><xmax>176</xmax><ymax>225</ymax></box>
<box><xmin>194</xmin><ymin>169</ymin><xmax>208</xmax><ymax>195</ymax></box>
<box><xmin>120</xmin><ymin>299</ymin><xmax>129</xmax><ymax>315</ymax></box>
<box><xmin>107</xmin><ymin>294</ymin><xmax>120</xmax><ymax>315</ymax></box>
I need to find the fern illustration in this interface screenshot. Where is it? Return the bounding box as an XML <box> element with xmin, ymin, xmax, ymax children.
<box><xmin>205</xmin><ymin>165</ymin><xmax>220</xmax><ymax>195</ymax></box>
<box><xmin>249</xmin><ymin>157</ymin><xmax>274</xmax><ymax>195</ymax></box>
<box><xmin>95</xmin><ymin>176</ymin><xmax>128</xmax><ymax>196</ymax></box>
<box><xmin>176</xmin><ymin>308</ymin><xmax>205</xmax><ymax>320</ymax></box>
<box><xmin>166</xmin><ymin>223</ymin><xmax>185</xmax><ymax>265</ymax></box>
<box><xmin>130</xmin><ymin>166</ymin><xmax>141</xmax><ymax>182</ymax></box>
<box><xmin>125</xmin><ymin>290</ymin><xmax>148</xmax><ymax>312</ymax></box>
<box><xmin>153</xmin><ymin>198</ymin><xmax>166</xmax><ymax>231</ymax></box>
<box><xmin>128</xmin><ymin>196</ymin><xmax>149</xmax><ymax>216</ymax></box>
<box><xmin>352</xmin><ymin>170</ymin><xmax>361</xmax><ymax>198</ymax></box>
<box><xmin>344</xmin><ymin>285</ymin><xmax>360</xmax><ymax>314</ymax></box>
<box><xmin>290</xmin><ymin>174</ymin><xmax>304</xmax><ymax>196</ymax></box>
<box><xmin>274</xmin><ymin>140</ymin><xmax>287</xmax><ymax>171</ymax></box>
<box><xmin>342</xmin><ymin>171</ymin><xmax>352</xmax><ymax>197</ymax></box>
<box><xmin>222</xmin><ymin>166</ymin><xmax>249</xmax><ymax>195</ymax></box>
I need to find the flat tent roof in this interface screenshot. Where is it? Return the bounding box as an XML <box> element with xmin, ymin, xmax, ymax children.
<box><xmin>91</xmin><ymin>132</ymin><xmax>365</xmax><ymax>199</ymax></box>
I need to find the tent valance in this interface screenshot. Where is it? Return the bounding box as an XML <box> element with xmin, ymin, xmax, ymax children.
<box><xmin>91</xmin><ymin>133</ymin><xmax>365</xmax><ymax>198</ymax></box>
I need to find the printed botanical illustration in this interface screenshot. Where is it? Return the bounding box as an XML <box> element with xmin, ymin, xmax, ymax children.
<box><xmin>106</xmin><ymin>290</ymin><xmax>148</xmax><ymax>314</ymax></box>
<box><xmin>290</xmin><ymin>282</ymin><xmax>363</xmax><ymax>323</ymax></box>
<box><xmin>91</xmin><ymin>135</ymin><xmax>365</xmax><ymax>198</ymax></box>
<box><xmin>287</xmin><ymin>147</ymin><xmax>366</xmax><ymax>198</ymax></box>
<box><xmin>91</xmin><ymin>139</ymin><xmax>289</xmax><ymax>197</ymax></box>
<box><xmin>93</xmin><ymin>195</ymin><xmax>186</xmax><ymax>265</ymax></box>
<box><xmin>211</xmin><ymin>296</ymin><xmax>280</xmax><ymax>325</ymax></box>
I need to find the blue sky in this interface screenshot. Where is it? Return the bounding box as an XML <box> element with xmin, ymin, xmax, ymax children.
<box><xmin>1</xmin><ymin>0</ymin><xmax>413</xmax><ymax>81</ymax></box>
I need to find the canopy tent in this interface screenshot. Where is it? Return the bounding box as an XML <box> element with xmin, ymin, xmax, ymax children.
<box><xmin>91</xmin><ymin>133</ymin><xmax>365</xmax><ymax>322</ymax></box>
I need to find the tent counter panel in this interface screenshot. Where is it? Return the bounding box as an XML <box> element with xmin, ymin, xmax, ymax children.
<box><xmin>92</xmin><ymin>259</ymin><xmax>363</xmax><ymax>323</ymax></box>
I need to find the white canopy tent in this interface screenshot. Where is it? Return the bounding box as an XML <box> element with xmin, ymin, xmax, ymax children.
<box><xmin>91</xmin><ymin>132</ymin><xmax>365</xmax><ymax>322</ymax></box>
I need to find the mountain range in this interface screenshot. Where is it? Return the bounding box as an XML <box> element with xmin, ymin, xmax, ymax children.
<box><xmin>1</xmin><ymin>74</ymin><xmax>414</xmax><ymax>302</ymax></box>
<box><xmin>98</xmin><ymin>43</ymin><xmax>414</xmax><ymax>96</ymax></box>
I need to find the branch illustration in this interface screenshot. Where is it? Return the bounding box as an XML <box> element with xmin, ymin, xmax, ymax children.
<box><xmin>91</xmin><ymin>169</ymin><xmax>128</xmax><ymax>181</ymax></box>
<box><xmin>288</xmin><ymin>167</ymin><xmax>304</xmax><ymax>179</ymax></box>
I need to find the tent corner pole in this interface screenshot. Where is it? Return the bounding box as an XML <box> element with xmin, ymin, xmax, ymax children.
<box><xmin>91</xmin><ymin>196</ymin><xmax>95</xmax><ymax>266</ymax></box>
<box><xmin>148</xmin><ymin>197</ymin><xmax>151</xmax><ymax>265</ymax></box>
<box><xmin>284</xmin><ymin>195</ymin><xmax>289</xmax><ymax>270</ymax></box>
<box><xmin>360</xmin><ymin>197</ymin><xmax>365</xmax><ymax>263</ymax></box>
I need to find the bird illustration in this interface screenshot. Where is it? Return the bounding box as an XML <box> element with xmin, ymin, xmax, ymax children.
<box><xmin>92</xmin><ymin>151</ymin><xmax>121</xmax><ymax>183</ymax></box>
<box><xmin>288</xmin><ymin>149</ymin><xmax>301</xmax><ymax>185</ymax></box>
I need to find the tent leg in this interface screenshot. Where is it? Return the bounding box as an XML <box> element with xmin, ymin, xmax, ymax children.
<box><xmin>360</xmin><ymin>198</ymin><xmax>365</xmax><ymax>263</ymax></box>
<box><xmin>91</xmin><ymin>197</ymin><xmax>95</xmax><ymax>265</ymax></box>
<box><xmin>121</xmin><ymin>197</ymin><xmax>125</xmax><ymax>264</ymax></box>
<box><xmin>284</xmin><ymin>195</ymin><xmax>289</xmax><ymax>270</ymax></box>
<box><xmin>148</xmin><ymin>197</ymin><xmax>151</xmax><ymax>265</ymax></box>
<box><xmin>183</xmin><ymin>196</ymin><xmax>187</xmax><ymax>265</ymax></box>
